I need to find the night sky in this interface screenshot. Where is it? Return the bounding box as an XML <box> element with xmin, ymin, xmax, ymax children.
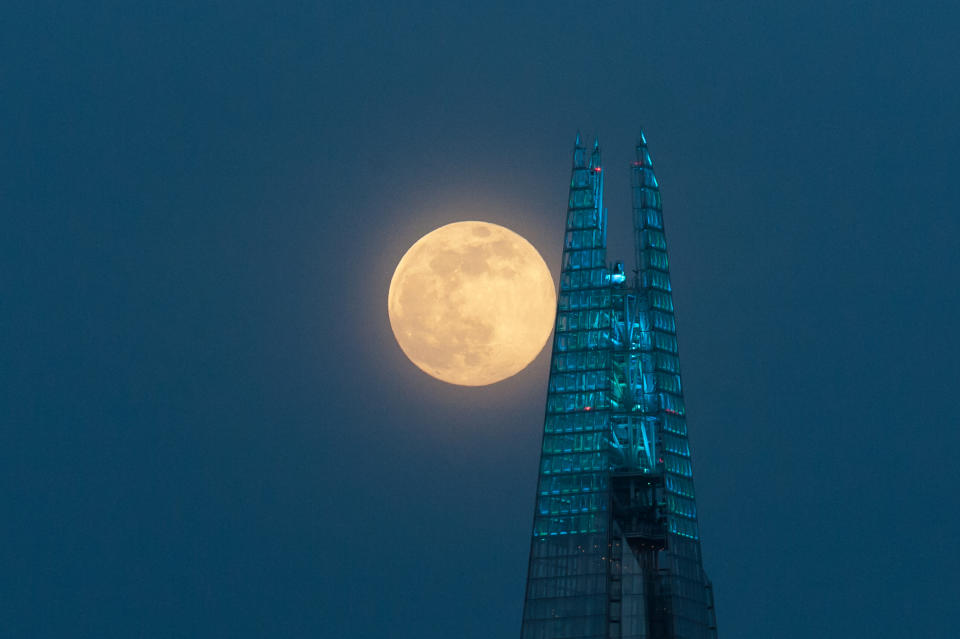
<box><xmin>4</xmin><ymin>2</ymin><xmax>960</xmax><ymax>637</ymax></box>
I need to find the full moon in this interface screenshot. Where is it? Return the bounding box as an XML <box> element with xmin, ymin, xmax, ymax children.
<box><xmin>388</xmin><ymin>221</ymin><xmax>556</xmax><ymax>386</ymax></box>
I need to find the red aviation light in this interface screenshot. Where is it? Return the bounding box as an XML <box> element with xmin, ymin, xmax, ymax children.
<box><xmin>584</xmin><ymin>406</ymin><xmax>592</xmax><ymax>411</ymax></box>
<box><xmin>593</xmin><ymin>167</ymin><xmax>602</xmax><ymax>172</ymax></box>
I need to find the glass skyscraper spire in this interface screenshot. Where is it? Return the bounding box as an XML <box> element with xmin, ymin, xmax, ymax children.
<box><xmin>520</xmin><ymin>133</ymin><xmax>718</xmax><ymax>639</ymax></box>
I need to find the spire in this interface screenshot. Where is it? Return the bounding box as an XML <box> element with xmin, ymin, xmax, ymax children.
<box><xmin>631</xmin><ymin>128</ymin><xmax>663</xmax><ymax>277</ymax></box>
<box><xmin>635</xmin><ymin>129</ymin><xmax>654</xmax><ymax>168</ymax></box>
<box><xmin>586</xmin><ymin>134</ymin><xmax>601</xmax><ymax>172</ymax></box>
<box><xmin>572</xmin><ymin>130</ymin><xmax>586</xmax><ymax>169</ymax></box>
<box><xmin>564</xmin><ymin>129</ymin><xmax>605</xmax><ymax>255</ymax></box>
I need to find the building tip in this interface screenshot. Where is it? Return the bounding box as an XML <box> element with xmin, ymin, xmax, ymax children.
<box><xmin>574</xmin><ymin>131</ymin><xmax>582</xmax><ymax>147</ymax></box>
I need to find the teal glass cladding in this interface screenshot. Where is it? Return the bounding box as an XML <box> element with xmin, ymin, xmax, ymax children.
<box><xmin>520</xmin><ymin>133</ymin><xmax>718</xmax><ymax>639</ymax></box>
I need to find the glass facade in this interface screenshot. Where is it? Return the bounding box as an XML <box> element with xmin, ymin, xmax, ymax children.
<box><xmin>521</xmin><ymin>133</ymin><xmax>718</xmax><ymax>639</ymax></box>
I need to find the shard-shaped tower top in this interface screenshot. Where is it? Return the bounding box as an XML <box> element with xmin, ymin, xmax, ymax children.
<box><xmin>520</xmin><ymin>132</ymin><xmax>718</xmax><ymax>639</ymax></box>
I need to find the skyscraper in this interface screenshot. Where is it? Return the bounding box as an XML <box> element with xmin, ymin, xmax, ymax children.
<box><xmin>520</xmin><ymin>133</ymin><xmax>718</xmax><ymax>639</ymax></box>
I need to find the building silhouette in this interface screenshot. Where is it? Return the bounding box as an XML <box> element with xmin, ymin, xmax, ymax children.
<box><xmin>520</xmin><ymin>133</ymin><xmax>718</xmax><ymax>639</ymax></box>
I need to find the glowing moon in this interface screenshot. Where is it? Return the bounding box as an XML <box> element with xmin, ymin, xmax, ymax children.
<box><xmin>388</xmin><ymin>221</ymin><xmax>556</xmax><ymax>386</ymax></box>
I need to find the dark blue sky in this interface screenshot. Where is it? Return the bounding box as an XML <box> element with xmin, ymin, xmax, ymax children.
<box><xmin>3</xmin><ymin>2</ymin><xmax>959</xmax><ymax>637</ymax></box>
